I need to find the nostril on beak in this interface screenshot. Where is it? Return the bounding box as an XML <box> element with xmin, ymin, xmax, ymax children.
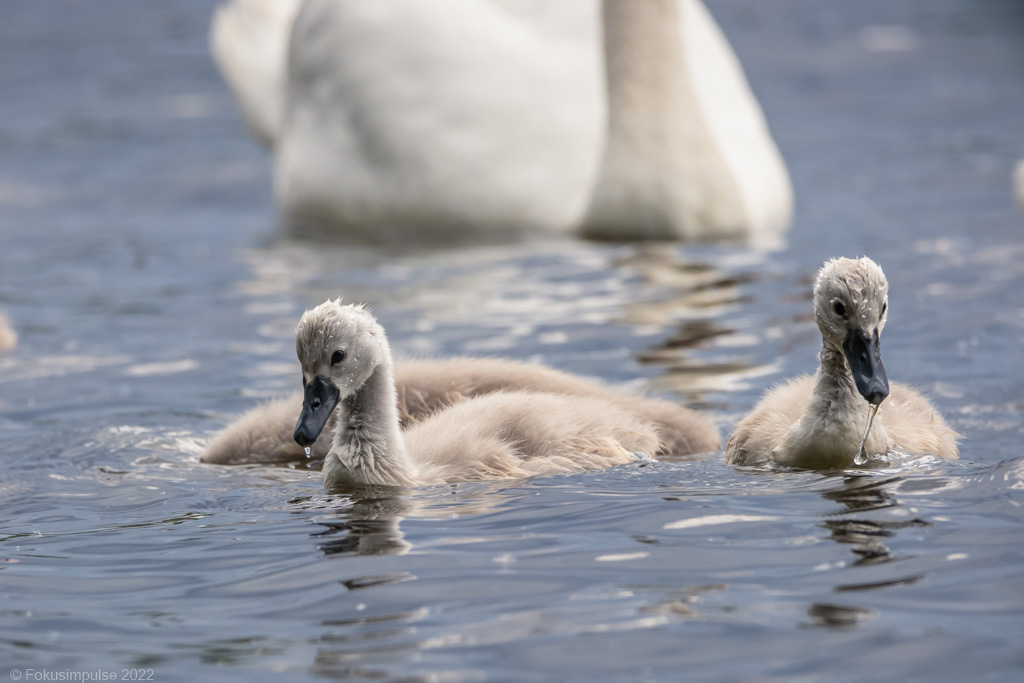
<box><xmin>311</xmin><ymin>397</ymin><xmax>321</xmax><ymax>409</ymax></box>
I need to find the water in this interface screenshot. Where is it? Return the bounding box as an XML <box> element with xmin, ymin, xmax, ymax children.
<box><xmin>1</xmin><ymin>1</ymin><xmax>1023</xmax><ymax>681</ymax></box>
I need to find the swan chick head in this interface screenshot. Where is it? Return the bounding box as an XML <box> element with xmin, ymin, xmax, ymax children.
<box><xmin>293</xmin><ymin>300</ymin><xmax>390</xmax><ymax>446</ymax></box>
<box><xmin>813</xmin><ymin>257</ymin><xmax>890</xmax><ymax>405</ymax></box>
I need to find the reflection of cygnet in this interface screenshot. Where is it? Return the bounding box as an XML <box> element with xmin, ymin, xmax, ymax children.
<box><xmin>317</xmin><ymin>485</ymin><xmax>522</xmax><ymax>558</ymax></box>
<box><xmin>316</xmin><ymin>496</ymin><xmax>416</xmax><ymax>558</ymax></box>
<box><xmin>292</xmin><ymin>301</ymin><xmax>713</xmax><ymax>488</ymax></box>
<box><xmin>726</xmin><ymin>257</ymin><xmax>959</xmax><ymax>469</ymax></box>
<box><xmin>0</xmin><ymin>313</ymin><xmax>16</xmax><ymax>351</ymax></box>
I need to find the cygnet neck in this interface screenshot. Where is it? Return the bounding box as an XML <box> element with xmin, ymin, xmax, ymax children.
<box><xmin>327</xmin><ymin>360</ymin><xmax>415</xmax><ymax>487</ymax></box>
<box><xmin>772</xmin><ymin>338</ymin><xmax>889</xmax><ymax>468</ymax></box>
<box><xmin>809</xmin><ymin>340</ymin><xmax>888</xmax><ymax>448</ymax></box>
<box><xmin>813</xmin><ymin>341</ymin><xmax>861</xmax><ymax>408</ymax></box>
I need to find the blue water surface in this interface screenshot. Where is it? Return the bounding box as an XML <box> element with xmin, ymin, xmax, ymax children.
<box><xmin>0</xmin><ymin>1</ymin><xmax>1022</xmax><ymax>681</ymax></box>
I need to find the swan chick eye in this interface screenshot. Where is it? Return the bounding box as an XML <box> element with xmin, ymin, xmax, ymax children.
<box><xmin>832</xmin><ymin>301</ymin><xmax>847</xmax><ymax>317</ymax></box>
<box><xmin>881</xmin><ymin>302</ymin><xmax>887</xmax><ymax>316</ymax></box>
<box><xmin>331</xmin><ymin>350</ymin><xmax>346</xmax><ymax>365</ymax></box>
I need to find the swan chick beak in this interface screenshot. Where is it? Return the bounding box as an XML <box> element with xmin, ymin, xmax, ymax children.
<box><xmin>294</xmin><ymin>375</ymin><xmax>340</xmax><ymax>447</ymax></box>
<box><xmin>842</xmin><ymin>328</ymin><xmax>889</xmax><ymax>405</ymax></box>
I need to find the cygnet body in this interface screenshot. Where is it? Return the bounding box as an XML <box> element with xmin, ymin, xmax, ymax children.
<box><xmin>293</xmin><ymin>301</ymin><xmax>674</xmax><ymax>487</ymax></box>
<box><xmin>200</xmin><ymin>356</ymin><xmax>718</xmax><ymax>466</ymax></box>
<box><xmin>726</xmin><ymin>257</ymin><xmax>958</xmax><ymax>469</ymax></box>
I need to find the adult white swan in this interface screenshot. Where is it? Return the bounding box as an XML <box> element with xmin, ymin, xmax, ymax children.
<box><xmin>211</xmin><ymin>0</ymin><xmax>792</xmax><ymax>242</ymax></box>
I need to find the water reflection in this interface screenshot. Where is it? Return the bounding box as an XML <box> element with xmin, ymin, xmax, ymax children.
<box><xmin>616</xmin><ymin>244</ymin><xmax>784</xmax><ymax>400</ymax></box>
<box><xmin>231</xmin><ymin>239</ymin><xmax>787</xmax><ymax>408</ymax></box>
<box><xmin>802</xmin><ymin>602</ymin><xmax>874</xmax><ymax>630</ymax></box>
<box><xmin>820</xmin><ymin>475</ymin><xmax>902</xmax><ymax>514</ymax></box>
<box><xmin>303</xmin><ymin>484</ymin><xmax>522</xmax><ymax>681</ymax></box>
<box><xmin>314</xmin><ymin>603</ymin><xmax>435</xmax><ymax>680</ymax></box>
<box><xmin>635</xmin><ymin>583</ymin><xmax>728</xmax><ymax>619</ymax></box>
<box><xmin>308</xmin><ymin>482</ymin><xmax>522</xmax><ymax>559</ymax></box>
<box><xmin>818</xmin><ymin>475</ymin><xmax>929</xmax><ymax>590</ymax></box>
<box><xmin>312</xmin><ymin>491</ymin><xmax>415</xmax><ymax>558</ymax></box>
<box><xmin>616</xmin><ymin>245</ymin><xmax>753</xmax><ymax>319</ymax></box>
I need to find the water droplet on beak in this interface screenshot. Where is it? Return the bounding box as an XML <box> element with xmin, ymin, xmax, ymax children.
<box><xmin>855</xmin><ymin>403</ymin><xmax>880</xmax><ymax>466</ymax></box>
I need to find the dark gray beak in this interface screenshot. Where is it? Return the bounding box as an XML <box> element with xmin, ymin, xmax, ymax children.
<box><xmin>843</xmin><ymin>328</ymin><xmax>889</xmax><ymax>405</ymax></box>
<box><xmin>294</xmin><ymin>375</ymin><xmax>340</xmax><ymax>447</ymax></box>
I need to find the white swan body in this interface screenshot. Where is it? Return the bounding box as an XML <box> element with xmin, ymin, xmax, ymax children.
<box><xmin>211</xmin><ymin>0</ymin><xmax>792</xmax><ymax>241</ymax></box>
<box><xmin>726</xmin><ymin>257</ymin><xmax>959</xmax><ymax>469</ymax></box>
<box><xmin>291</xmin><ymin>301</ymin><xmax>698</xmax><ymax>487</ymax></box>
<box><xmin>210</xmin><ymin>0</ymin><xmax>302</xmax><ymax>145</ymax></box>
<box><xmin>201</xmin><ymin>356</ymin><xmax>719</xmax><ymax>466</ymax></box>
<box><xmin>580</xmin><ymin>0</ymin><xmax>792</xmax><ymax>240</ymax></box>
<box><xmin>277</xmin><ymin>0</ymin><xmax>600</xmax><ymax>241</ymax></box>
